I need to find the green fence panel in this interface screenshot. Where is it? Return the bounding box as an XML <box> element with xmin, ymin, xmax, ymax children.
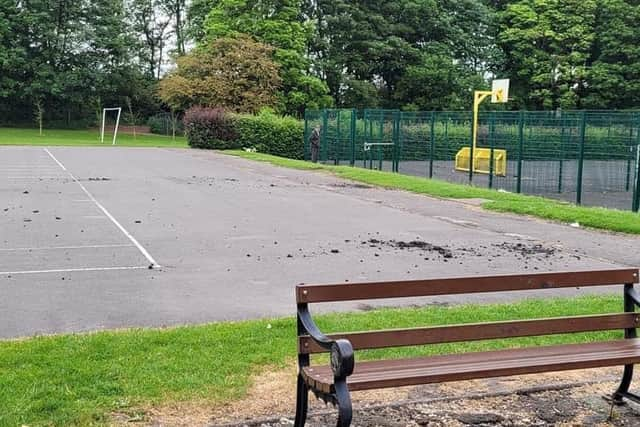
<box><xmin>305</xmin><ymin>108</ymin><xmax>640</xmax><ymax>211</ymax></box>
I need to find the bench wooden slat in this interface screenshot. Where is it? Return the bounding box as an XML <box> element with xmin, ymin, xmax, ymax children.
<box><xmin>296</xmin><ymin>269</ymin><xmax>639</xmax><ymax>303</ymax></box>
<box><xmin>299</xmin><ymin>312</ymin><xmax>640</xmax><ymax>354</ymax></box>
<box><xmin>302</xmin><ymin>339</ymin><xmax>640</xmax><ymax>393</ymax></box>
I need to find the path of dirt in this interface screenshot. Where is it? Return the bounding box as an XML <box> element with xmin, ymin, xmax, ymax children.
<box><xmin>121</xmin><ymin>365</ymin><xmax>640</xmax><ymax>427</ymax></box>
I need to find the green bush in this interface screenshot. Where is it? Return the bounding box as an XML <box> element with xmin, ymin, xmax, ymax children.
<box><xmin>183</xmin><ymin>107</ymin><xmax>238</xmax><ymax>149</ymax></box>
<box><xmin>234</xmin><ymin>111</ymin><xmax>304</xmax><ymax>159</ymax></box>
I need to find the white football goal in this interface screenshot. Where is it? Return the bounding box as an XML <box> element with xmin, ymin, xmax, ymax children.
<box><xmin>101</xmin><ymin>107</ymin><xmax>122</xmax><ymax>145</ymax></box>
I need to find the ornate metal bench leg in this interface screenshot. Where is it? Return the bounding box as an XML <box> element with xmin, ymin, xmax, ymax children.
<box><xmin>611</xmin><ymin>364</ymin><xmax>636</xmax><ymax>405</ymax></box>
<box><xmin>294</xmin><ymin>374</ymin><xmax>309</xmax><ymax>427</ymax></box>
<box><xmin>613</xmin><ymin>284</ymin><xmax>639</xmax><ymax>405</ymax></box>
<box><xmin>334</xmin><ymin>381</ymin><xmax>352</xmax><ymax>427</ymax></box>
<box><xmin>613</xmin><ymin>365</ymin><xmax>633</xmax><ymax>405</ymax></box>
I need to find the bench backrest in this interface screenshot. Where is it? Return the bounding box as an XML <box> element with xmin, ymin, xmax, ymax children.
<box><xmin>297</xmin><ymin>269</ymin><xmax>639</xmax><ymax>355</ymax></box>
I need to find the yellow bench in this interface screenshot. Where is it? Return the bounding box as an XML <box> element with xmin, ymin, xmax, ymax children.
<box><xmin>455</xmin><ymin>147</ymin><xmax>507</xmax><ymax>176</ymax></box>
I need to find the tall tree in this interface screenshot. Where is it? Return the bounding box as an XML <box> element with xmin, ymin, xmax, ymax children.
<box><xmin>202</xmin><ymin>0</ymin><xmax>332</xmax><ymax>115</ymax></box>
<box><xmin>160</xmin><ymin>0</ymin><xmax>188</xmax><ymax>55</ymax></box>
<box><xmin>583</xmin><ymin>0</ymin><xmax>640</xmax><ymax>109</ymax></box>
<box><xmin>129</xmin><ymin>0</ymin><xmax>172</xmax><ymax>79</ymax></box>
<box><xmin>158</xmin><ymin>36</ymin><xmax>281</xmax><ymax>112</ymax></box>
<box><xmin>395</xmin><ymin>47</ymin><xmax>487</xmax><ymax>111</ymax></box>
<box><xmin>0</xmin><ymin>0</ymin><xmax>157</xmax><ymax>125</ymax></box>
<box><xmin>187</xmin><ymin>0</ymin><xmax>218</xmax><ymax>40</ymax></box>
<box><xmin>305</xmin><ymin>0</ymin><xmax>493</xmax><ymax>108</ymax></box>
<box><xmin>498</xmin><ymin>0</ymin><xmax>597</xmax><ymax>109</ymax></box>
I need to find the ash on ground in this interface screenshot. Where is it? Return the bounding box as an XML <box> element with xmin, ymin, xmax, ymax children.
<box><xmin>361</xmin><ymin>238</ymin><xmax>565</xmax><ymax>263</ymax></box>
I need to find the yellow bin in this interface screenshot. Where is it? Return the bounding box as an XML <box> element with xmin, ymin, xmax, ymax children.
<box><xmin>455</xmin><ymin>147</ymin><xmax>507</xmax><ymax>177</ymax></box>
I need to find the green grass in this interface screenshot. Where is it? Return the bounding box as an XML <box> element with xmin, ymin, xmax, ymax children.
<box><xmin>0</xmin><ymin>294</ymin><xmax>625</xmax><ymax>426</ymax></box>
<box><xmin>0</xmin><ymin>128</ymin><xmax>187</xmax><ymax>148</ymax></box>
<box><xmin>227</xmin><ymin>150</ymin><xmax>640</xmax><ymax>235</ymax></box>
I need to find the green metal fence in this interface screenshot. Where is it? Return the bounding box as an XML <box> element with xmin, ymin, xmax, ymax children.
<box><xmin>304</xmin><ymin>109</ymin><xmax>640</xmax><ymax>212</ymax></box>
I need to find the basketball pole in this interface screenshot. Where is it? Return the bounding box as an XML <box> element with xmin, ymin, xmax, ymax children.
<box><xmin>470</xmin><ymin>91</ymin><xmax>492</xmax><ymax>181</ymax></box>
<box><xmin>470</xmin><ymin>86</ymin><xmax>506</xmax><ymax>181</ymax></box>
<box><xmin>473</xmin><ymin>91</ymin><xmax>493</xmax><ymax>153</ymax></box>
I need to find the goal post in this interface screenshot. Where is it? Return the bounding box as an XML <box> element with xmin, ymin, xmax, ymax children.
<box><xmin>101</xmin><ymin>107</ymin><xmax>122</xmax><ymax>145</ymax></box>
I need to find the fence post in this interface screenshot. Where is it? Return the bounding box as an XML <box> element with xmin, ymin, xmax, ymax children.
<box><xmin>321</xmin><ymin>109</ymin><xmax>328</xmax><ymax>163</ymax></box>
<box><xmin>626</xmin><ymin>116</ymin><xmax>633</xmax><ymax>192</ymax></box>
<box><xmin>335</xmin><ymin>110</ymin><xmax>341</xmax><ymax>165</ymax></box>
<box><xmin>558</xmin><ymin>116</ymin><xmax>564</xmax><ymax>193</ymax></box>
<box><xmin>350</xmin><ymin>109</ymin><xmax>356</xmax><ymax>166</ymax></box>
<box><xmin>633</xmin><ymin>145</ymin><xmax>640</xmax><ymax>212</ymax></box>
<box><xmin>576</xmin><ymin>111</ymin><xmax>587</xmax><ymax>205</ymax></box>
<box><xmin>363</xmin><ymin>110</ymin><xmax>369</xmax><ymax>168</ymax></box>
<box><xmin>378</xmin><ymin>113</ymin><xmax>384</xmax><ymax>171</ymax></box>
<box><xmin>488</xmin><ymin>113</ymin><xmax>496</xmax><ymax>189</ymax></box>
<box><xmin>303</xmin><ymin>110</ymin><xmax>310</xmax><ymax>161</ymax></box>
<box><xmin>516</xmin><ymin>111</ymin><xmax>524</xmax><ymax>194</ymax></box>
<box><xmin>393</xmin><ymin>111</ymin><xmax>400</xmax><ymax>172</ymax></box>
<box><xmin>469</xmin><ymin>111</ymin><xmax>474</xmax><ymax>183</ymax></box>
<box><xmin>369</xmin><ymin>113</ymin><xmax>374</xmax><ymax>170</ymax></box>
<box><xmin>633</xmin><ymin>113</ymin><xmax>640</xmax><ymax>212</ymax></box>
<box><xmin>633</xmin><ymin>144</ymin><xmax>640</xmax><ymax>212</ymax></box>
<box><xmin>368</xmin><ymin>110</ymin><xmax>375</xmax><ymax>169</ymax></box>
<box><xmin>429</xmin><ymin>111</ymin><xmax>436</xmax><ymax>178</ymax></box>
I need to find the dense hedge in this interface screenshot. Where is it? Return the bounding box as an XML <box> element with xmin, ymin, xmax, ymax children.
<box><xmin>234</xmin><ymin>111</ymin><xmax>304</xmax><ymax>159</ymax></box>
<box><xmin>182</xmin><ymin>108</ymin><xmax>304</xmax><ymax>158</ymax></box>
<box><xmin>321</xmin><ymin>119</ymin><xmax>635</xmax><ymax>162</ymax></box>
<box><xmin>183</xmin><ymin>107</ymin><xmax>239</xmax><ymax>149</ymax></box>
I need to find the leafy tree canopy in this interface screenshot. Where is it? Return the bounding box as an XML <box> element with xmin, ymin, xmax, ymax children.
<box><xmin>158</xmin><ymin>36</ymin><xmax>282</xmax><ymax>113</ymax></box>
<box><xmin>395</xmin><ymin>47</ymin><xmax>487</xmax><ymax>111</ymax></box>
<box><xmin>202</xmin><ymin>0</ymin><xmax>332</xmax><ymax>115</ymax></box>
<box><xmin>305</xmin><ymin>0</ymin><xmax>493</xmax><ymax>109</ymax></box>
<box><xmin>0</xmin><ymin>0</ymin><xmax>163</xmax><ymax>126</ymax></box>
<box><xmin>498</xmin><ymin>0</ymin><xmax>597</xmax><ymax>109</ymax></box>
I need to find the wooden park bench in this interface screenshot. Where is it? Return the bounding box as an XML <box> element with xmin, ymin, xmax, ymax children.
<box><xmin>294</xmin><ymin>268</ymin><xmax>640</xmax><ymax>427</ymax></box>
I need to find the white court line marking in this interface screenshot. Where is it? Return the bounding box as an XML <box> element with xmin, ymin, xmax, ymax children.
<box><xmin>0</xmin><ymin>244</ymin><xmax>135</xmax><ymax>252</ymax></box>
<box><xmin>0</xmin><ymin>266</ymin><xmax>149</xmax><ymax>275</ymax></box>
<box><xmin>43</xmin><ymin>148</ymin><xmax>160</xmax><ymax>268</ymax></box>
<box><xmin>45</xmin><ymin>149</ymin><xmax>67</xmax><ymax>170</ymax></box>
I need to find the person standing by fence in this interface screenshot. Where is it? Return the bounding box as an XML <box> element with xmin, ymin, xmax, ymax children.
<box><xmin>310</xmin><ymin>126</ymin><xmax>321</xmax><ymax>163</ymax></box>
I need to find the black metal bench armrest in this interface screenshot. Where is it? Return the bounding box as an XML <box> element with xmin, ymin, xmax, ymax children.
<box><xmin>627</xmin><ymin>287</ymin><xmax>640</xmax><ymax>308</ymax></box>
<box><xmin>298</xmin><ymin>305</ymin><xmax>355</xmax><ymax>379</ymax></box>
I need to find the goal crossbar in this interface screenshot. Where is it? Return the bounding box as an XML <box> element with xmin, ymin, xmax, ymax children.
<box><xmin>364</xmin><ymin>142</ymin><xmax>394</xmax><ymax>152</ymax></box>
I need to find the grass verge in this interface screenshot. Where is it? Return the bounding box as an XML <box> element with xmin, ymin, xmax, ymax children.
<box><xmin>227</xmin><ymin>151</ymin><xmax>640</xmax><ymax>235</ymax></box>
<box><xmin>0</xmin><ymin>128</ymin><xmax>187</xmax><ymax>148</ymax></box>
<box><xmin>0</xmin><ymin>294</ymin><xmax>624</xmax><ymax>426</ymax></box>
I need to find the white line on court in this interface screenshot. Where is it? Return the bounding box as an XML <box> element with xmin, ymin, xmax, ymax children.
<box><xmin>0</xmin><ymin>266</ymin><xmax>149</xmax><ymax>275</ymax></box>
<box><xmin>43</xmin><ymin>148</ymin><xmax>160</xmax><ymax>268</ymax></box>
<box><xmin>0</xmin><ymin>244</ymin><xmax>135</xmax><ymax>252</ymax></box>
<box><xmin>44</xmin><ymin>148</ymin><xmax>67</xmax><ymax>170</ymax></box>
